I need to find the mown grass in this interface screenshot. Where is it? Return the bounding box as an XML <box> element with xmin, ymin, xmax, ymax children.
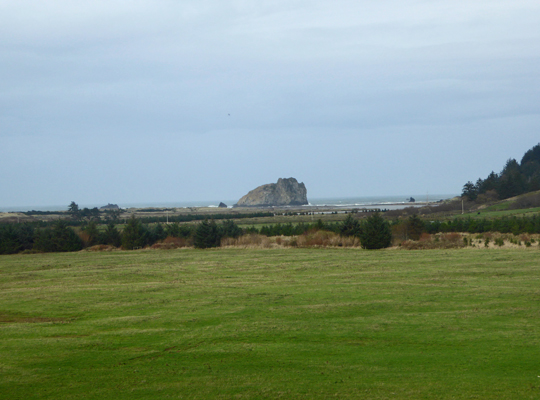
<box><xmin>1</xmin><ymin>248</ymin><xmax>539</xmax><ymax>399</ymax></box>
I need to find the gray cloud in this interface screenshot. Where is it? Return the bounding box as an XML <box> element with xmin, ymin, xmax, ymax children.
<box><xmin>1</xmin><ymin>1</ymin><xmax>539</xmax><ymax>207</ymax></box>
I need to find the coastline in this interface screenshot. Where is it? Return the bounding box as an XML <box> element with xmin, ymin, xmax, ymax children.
<box><xmin>0</xmin><ymin>194</ymin><xmax>457</xmax><ymax>213</ymax></box>
<box><xmin>0</xmin><ymin>195</ymin><xmax>460</xmax><ymax>224</ymax></box>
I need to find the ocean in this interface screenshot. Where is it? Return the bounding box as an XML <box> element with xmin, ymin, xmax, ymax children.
<box><xmin>0</xmin><ymin>194</ymin><xmax>458</xmax><ymax>213</ymax></box>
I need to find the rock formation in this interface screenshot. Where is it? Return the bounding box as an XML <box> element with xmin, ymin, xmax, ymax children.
<box><xmin>235</xmin><ymin>178</ymin><xmax>308</xmax><ymax>207</ymax></box>
<box><xmin>218</xmin><ymin>202</ymin><xmax>228</xmax><ymax>208</ymax></box>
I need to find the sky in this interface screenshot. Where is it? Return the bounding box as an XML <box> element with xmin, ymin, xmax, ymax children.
<box><xmin>1</xmin><ymin>0</ymin><xmax>540</xmax><ymax>209</ymax></box>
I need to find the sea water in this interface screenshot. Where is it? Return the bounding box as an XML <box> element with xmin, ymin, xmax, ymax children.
<box><xmin>0</xmin><ymin>194</ymin><xmax>458</xmax><ymax>213</ymax></box>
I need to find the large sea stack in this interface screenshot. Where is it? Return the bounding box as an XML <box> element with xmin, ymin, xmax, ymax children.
<box><xmin>235</xmin><ymin>178</ymin><xmax>308</xmax><ymax>207</ymax></box>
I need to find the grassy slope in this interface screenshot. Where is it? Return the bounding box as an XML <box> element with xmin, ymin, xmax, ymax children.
<box><xmin>1</xmin><ymin>248</ymin><xmax>539</xmax><ymax>399</ymax></box>
<box><xmin>457</xmin><ymin>207</ymin><xmax>540</xmax><ymax>220</ymax></box>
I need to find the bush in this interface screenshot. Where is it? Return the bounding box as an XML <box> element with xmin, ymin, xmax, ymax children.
<box><xmin>494</xmin><ymin>237</ymin><xmax>505</xmax><ymax>247</ymax></box>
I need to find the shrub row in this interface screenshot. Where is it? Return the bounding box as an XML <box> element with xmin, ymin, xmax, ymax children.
<box><xmin>5</xmin><ymin>212</ymin><xmax>540</xmax><ymax>254</ymax></box>
<box><xmin>1</xmin><ymin>214</ymin><xmax>393</xmax><ymax>254</ymax></box>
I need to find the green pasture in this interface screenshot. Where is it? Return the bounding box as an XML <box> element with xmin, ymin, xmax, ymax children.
<box><xmin>460</xmin><ymin>207</ymin><xmax>540</xmax><ymax>220</ymax></box>
<box><xmin>1</xmin><ymin>248</ymin><xmax>539</xmax><ymax>399</ymax></box>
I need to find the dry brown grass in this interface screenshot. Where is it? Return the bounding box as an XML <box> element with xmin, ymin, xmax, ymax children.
<box><xmin>400</xmin><ymin>232</ymin><xmax>466</xmax><ymax>250</ymax></box>
<box><xmin>85</xmin><ymin>244</ymin><xmax>118</xmax><ymax>252</ymax></box>
<box><xmin>399</xmin><ymin>232</ymin><xmax>540</xmax><ymax>250</ymax></box>
<box><xmin>221</xmin><ymin>231</ymin><xmax>361</xmax><ymax>249</ymax></box>
<box><xmin>294</xmin><ymin>230</ymin><xmax>360</xmax><ymax>247</ymax></box>
<box><xmin>151</xmin><ymin>236</ymin><xmax>190</xmax><ymax>250</ymax></box>
<box><xmin>221</xmin><ymin>234</ymin><xmax>272</xmax><ymax>248</ymax></box>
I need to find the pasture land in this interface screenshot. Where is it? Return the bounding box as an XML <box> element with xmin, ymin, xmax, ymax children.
<box><xmin>458</xmin><ymin>207</ymin><xmax>540</xmax><ymax>220</ymax></box>
<box><xmin>1</xmin><ymin>248</ymin><xmax>539</xmax><ymax>399</ymax></box>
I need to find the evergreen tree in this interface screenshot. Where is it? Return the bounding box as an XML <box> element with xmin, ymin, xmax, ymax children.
<box><xmin>359</xmin><ymin>213</ymin><xmax>392</xmax><ymax>250</ymax></box>
<box><xmin>121</xmin><ymin>215</ymin><xmax>147</xmax><ymax>250</ymax></box>
<box><xmin>102</xmin><ymin>222</ymin><xmax>121</xmax><ymax>247</ymax></box>
<box><xmin>194</xmin><ymin>219</ymin><xmax>222</xmax><ymax>249</ymax></box>
<box><xmin>0</xmin><ymin>224</ymin><xmax>22</xmax><ymax>254</ymax></box>
<box><xmin>68</xmin><ymin>201</ymin><xmax>80</xmax><ymax>220</ymax></box>
<box><xmin>83</xmin><ymin>220</ymin><xmax>100</xmax><ymax>246</ymax></box>
<box><xmin>405</xmin><ymin>214</ymin><xmax>425</xmax><ymax>240</ymax></box>
<box><xmin>221</xmin><ymin>220</ymin><xmax>242</xmax><ymax>239</ymax></box>
<box><xmin>340</xmin><ymin>214</ymin><xmax>362</xmax><ymax>237</ymax></box>
<box><xmin>16</xmin><ymin>224</ymin><xmax>34</xmax><ymax>252</ymax></box>
<box><xmin>462</xmin><ymin>181</ymin><xmax>478</xmax><ymax>201</ymax></box>
<box><xmin>34</xmin><ymin>220</ymin><xmax>83</xmax><ymax>253</ymax></box>
<box><xmin>520</xmin><ymin>143</ymin><xmax>540</xmax><ymax>168</ymax></box>
<box><xmin>151</xmin><ymin>223</ymin><xmax>167</xmax><ymax>243</ymax></box>
<box><xmin>165</xmin><ymin>222</ymin><xmax>180</xmax><ymax>238</ymax></box>
<box><xmin>479</xmin><ymin>171</ymin><xmax>499</xmax><ymax>193</ymax></box>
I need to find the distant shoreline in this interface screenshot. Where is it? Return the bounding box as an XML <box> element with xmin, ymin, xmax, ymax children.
<box><xmin>0</xmin><ymin>195</ymin><xmax>457</xmax><ymax>213</ymax></box>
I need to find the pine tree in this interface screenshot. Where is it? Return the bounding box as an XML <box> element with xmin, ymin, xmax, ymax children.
<box><xmin>84</xmin><ymin>220</ymin><xmax>100</xmax><ymax>246</ymax></box>
<box><xmin>34</xmin><ymin>220</ymin><xmax>83</xmax><ymax>253</ymax></box>
<box><xmin>221</xmin><ymin>220</ymin><xmax>242</xmax><ymax>239</ymax></box>
<box><xmin>194</xmin><ymin>220</ymin><xmax>222</xmax><ymax>249</ymax></box>
<box><xmin>103</xmin><ymin>222</ymin><xmax>121</xmax><ymax>247</ymax></box>
<box><xmin>406</xmin><ymin>214</ymin><xmax>425</xmax><ymax>241</ymax></box>
<box><xmin>121</xmin><ymin>215</ymin><xmax>146</xmax><ymax>250</ymax></box>
<box><xmin>340</xmin><ymin>214</ymin><xmax>361</xmax><ymax>237</ymax></box>
<box><xmin>360</xmin><ymin>213</ymin><xmax>392</xmax><ymax>250</ymax></box>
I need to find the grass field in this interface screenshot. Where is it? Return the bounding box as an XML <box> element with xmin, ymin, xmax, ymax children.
<box><xmin>459</xmin><ymin>207</ymin><xmax>540</xmax><ymax>220</ymax></box>
<box><xmin>1</xmin><ymin>248</ymin><xmax>539</xmax><ymax>399</ymax></box>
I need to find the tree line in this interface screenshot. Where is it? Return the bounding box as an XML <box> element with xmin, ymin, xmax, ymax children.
<box><xmin>462</xmin><ymin>143</ymin><xmax>540</xmax><ymax>202</ymax></box>
<box><xmin>28</xmin><ymin>202</ymin><xmax>275</xmax><ymax>226</ymax></box>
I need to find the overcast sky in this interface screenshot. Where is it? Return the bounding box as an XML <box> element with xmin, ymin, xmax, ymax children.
<box><xmin>1</xmin><ymin>0</ymin><xmax>540</xmax><ymax>208</ymax></box>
